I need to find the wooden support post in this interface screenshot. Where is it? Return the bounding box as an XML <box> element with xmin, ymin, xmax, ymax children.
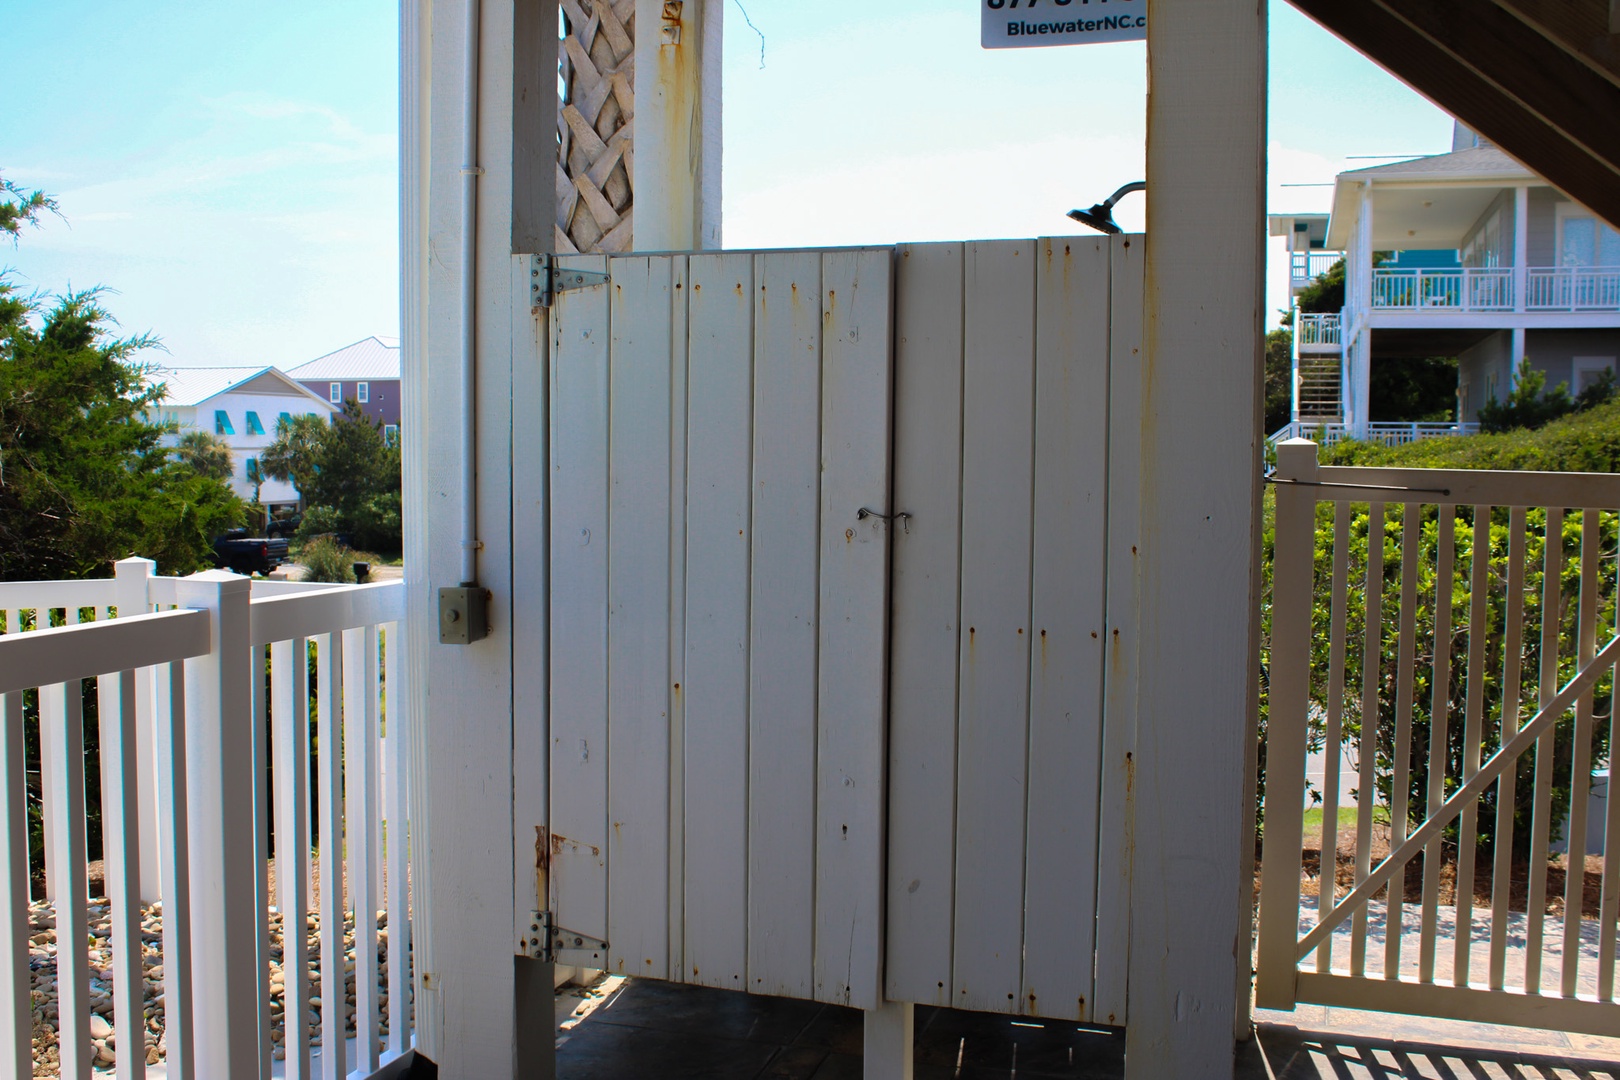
<box><xmin>1131</xmin><ymin>0</ymin><xmax>1266</xmax><ymax>1074</ymax></box>
<box><xmin>174</xmin><ymin>570</ymin><xmax>259</xmax><ymax>1078</ymax></box>
<box><xmin>863</xmin><ymin>1000</ymin><xmax>914</xmax><ymax>1080</ymax></box>
<box><xmin>114</xmin><ymin>557</ymin><xmax>164</xmax><ymax>904</ymax></box>
<box><xmin>633</xmin><ymin>0</ymin><xmax>723</xmax><ymax>250</ymax></box>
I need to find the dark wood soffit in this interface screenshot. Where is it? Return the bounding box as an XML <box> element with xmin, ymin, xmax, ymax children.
<box><xmin>1491</xmin><ymin>0</ymin><xmax>1620</xmax><ymax>82</ymax></box>
<box><xmin>1288</xmin><ymin>0</ymin><xmax>1620</xmax><ymax>230</ymax></box>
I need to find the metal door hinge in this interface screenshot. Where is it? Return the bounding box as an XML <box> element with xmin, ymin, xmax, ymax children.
<box><xmin>529</xmin><ymin>255</ymin><xmax>609</xmax><ymax>309</ymax></box>
<box><xmin>523</xmin><ymin>910</ymin><xmax>610</xmax><ymax>965</ymax></box>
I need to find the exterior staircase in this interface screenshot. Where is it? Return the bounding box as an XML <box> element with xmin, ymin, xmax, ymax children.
<box><xmin>1296</xmin><ymin>355</ymin><xmax>1342</xmax><ymax>422</ymax></box>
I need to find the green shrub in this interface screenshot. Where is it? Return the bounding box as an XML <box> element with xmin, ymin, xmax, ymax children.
<box><xmin>301</xmin><ymin>535</ymin><xmax>362</xmax><ymax>584</ymax></box>
<box><xmin>294</xmin><ymin>505</ymin><xmax>345</xmax><ymax>546</ymax></box>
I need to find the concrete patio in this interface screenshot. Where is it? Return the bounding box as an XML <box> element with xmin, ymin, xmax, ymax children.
<box><xmin>548</xmin><ymin>978</ymin><xmax>1620</xmax><ymax>1079</ymax></box>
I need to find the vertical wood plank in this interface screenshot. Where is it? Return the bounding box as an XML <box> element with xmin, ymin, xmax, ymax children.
<box><xmin>383</xmin><ymin>624</ymin><xmax>411</xmax><ymax>1054</ymax></box>
<box><xmin>885</xmin><ymin>242</ymin><xmax>965</xmax><ymax>1008</ymax></box>
<box><xmin>606</xmin><ymin>255</ymin><xmax>674</xmax><ymax>980</ymax></box>
<box><xmin>1093</xmin><ymin>234</ymin><xmax>1144</xmax><ymax>1027</ymax></box>
<box><xmin>682</xmin><ymin>252</ymin><xmax>756</xmax><ymax>991</ymax></box>
<box><xmin>1020</xmin><ymin>236</ymin><xmax>1110</xmax><ymax>1022</ymax></box>
<box><xmin>747</xmin><ymin>250</ymin><xmax>823</xmax><ymax>1000</ymax></box>
<box><xmin>952</xmin><ymin>238</ymin><xmax>1037</xmax><ymax>1015</ymax></box>
<box><xmin>549</xmin><ymin>254</ymin><xmax>613</xmax><ymax>947</ymax></box>
<box><xmin>667</xmin><ymin>257</ymin><xmax>690</xmax><ymax>982</ymax></box>
<box><xmin>254</xmin><ymin>644</ymin><xmax>273</xmax><ymax>1080</ymax></box>
<box><xmin>1600</xmin><ymin>534</ymin><xmax>1620</xmax><ymax>1000</ymax></box>
<box><xmin>813</xmin><ymin>248</ymin><xmax>893</xmax><ymax>1010</ymax></box>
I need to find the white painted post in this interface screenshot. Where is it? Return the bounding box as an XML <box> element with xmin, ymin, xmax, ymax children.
<box><xmin>1513</xmin><ymin>184</ymin><xmax>1530</xmax><ymax>313</ymax></box>
<box><xmin>113</xmin><ymin>558</ymin><xmax>164</xmax><ymax>903</ymax></box>
<box><xmin>863</xmin><ymin>1000</ymin><xmax>914</xmax><ymax>1080</ymax></box>
<box><xmin>1132</xmin><ymin>0</ymin><xmax>1266</xmax><ymax>1074</ymax></box>
<box><xmin>1254</xmin><ymin>441</ymin><xmax>1317</xmax><ymax>1010</ymax></box>
<box><xmin>0</xmin><ymin>689</ymin><xmax>28</xmax><ymax>1080</ymax></box>
<box><xmin>173</xmin><ymin>570</ymin><xmax>260</xmax><ymax>1078</ymax></box>
<box><xmin>632</xmin><ymin>0</ymin><xmax>723</xmax><ymax>250</ymax></box>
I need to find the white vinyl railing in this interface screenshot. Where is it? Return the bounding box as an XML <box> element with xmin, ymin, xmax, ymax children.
<box><xmin>1259</xmin><ymin>441</ymin><xmax>1620</xmax><ymax>1036</ymax></box>
<box><xmin>0</xmin><ymin>560</ymin><xmax>412</xmax><ymax>1079</ymax></box>
<box><xmin>1371</xmin><ymin>267</ymin><xmax>1515</xmax><ymax>311</ymax></box>
<box><xmin>1267</xmin><ymin>421</ymin><xmax>1480</xmax><ymax>453</ymax></box>
<box><xmin>1290</xmin><ymin>250</ymin><xmax>1342</xmax><ymax>284</ymax></box>
<box><xmin>1297</xmin><ymin>312</ymin><xmax>1342</xmax><ymax>347</ymax></box>
<box><xmin>1526</xmin><ymin>266</ymin><xmax>1620</xmax><ymax>312</ymax></box>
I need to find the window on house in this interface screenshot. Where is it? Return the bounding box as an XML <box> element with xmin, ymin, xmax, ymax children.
<box><xmin>279</xmin><ymin>411</ymin><xmax>292</xmax><ymax>424</ymax></box>
<box><xmin>357</xmin><ymin>382</ymin><xmax>370</xmax><ymax>403</ymax></box>
<box><xmin>330</xmin><ymin>382</ymin><xmax>343</xmax><ymax>403</ymax></box>
<box><xmin>215</xmin><ymin>410</ymin><xmax>234</xmax><ymax>435</ymax></box>
<box><xmin>246</xmin><ymin>456</ymin><xmax>259</xmax><ymax>476</ymax></box>
<box><xmin>384</xmin><ymin>424</ymin><xmax>400</xmax><ymax>445</ymax></box>
<box><xmin>245</xmin><ymin>411</ymin><xmax>265</xmax><ymax>435</ymax></box>
<box><xmin>1560</xmin><ymin>215</ymin><xmax>1620</xmax><ymax>267</ymax></box>
<box><xmin>1573</xmin><ymin>357</ymin><xmax>1617</xmax><ymax>395</ymax></box>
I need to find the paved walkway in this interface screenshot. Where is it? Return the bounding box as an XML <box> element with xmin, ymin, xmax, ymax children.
<box><xmin>552</xmin><ymin>978</ymin><xmax>1620</xmax><ymax>1079</ymax></box>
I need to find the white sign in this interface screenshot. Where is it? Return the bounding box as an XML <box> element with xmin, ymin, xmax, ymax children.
<box><xmin>981</xmin><ymin>0</ymin><xmax>1146</xmax><ymax>49</ymax></box>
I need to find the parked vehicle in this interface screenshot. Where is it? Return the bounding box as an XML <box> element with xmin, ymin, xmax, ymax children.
<box><xmin>211</xmin><ymin>530</ymin><xmax>290</xmax><ymax>576</ymax></box>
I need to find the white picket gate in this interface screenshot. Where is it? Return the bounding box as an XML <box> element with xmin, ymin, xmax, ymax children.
<box><xmin>1259</xmin><ymin>439</ymin><xmax>1620</xmax><ymax>1038</ymax></box>
<box><xmin>535</xmin><ymin>235</ymin><xmax>1144</xmax><ymax>1024</ymax></box>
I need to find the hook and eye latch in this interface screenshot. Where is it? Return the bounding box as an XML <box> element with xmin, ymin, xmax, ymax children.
<box><xmin>857</xmin><ymin>507</ymin><xmax>912</xmax><ymax>532</ymax></box>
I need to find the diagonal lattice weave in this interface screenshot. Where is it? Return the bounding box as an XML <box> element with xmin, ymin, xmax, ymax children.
<box><xmin>557</xmin><ymin>0</ymin><xmax>636</xmax><ymax>254</ymax></box>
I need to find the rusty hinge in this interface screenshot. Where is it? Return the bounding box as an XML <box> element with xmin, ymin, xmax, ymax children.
<box><xmin>522</xmin><ymin>909</ymin><xmax>609</xmax><ymax>966</ymax></box>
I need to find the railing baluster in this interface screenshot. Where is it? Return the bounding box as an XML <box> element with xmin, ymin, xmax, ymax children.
<box><xmin>1489</xmin><ymin>506</ymin><xmax>1528</xmax><ymax>990</ymax></box>
<box><xmin>1527</xmin><ymin>507</ymin><xmax>1564</xmax><ymax>993</ymax></box>
<box><xmin>155</xmin><ymin>663</ymin><xmax>194</xmax><ymax>1080</ymax></box>
<box><xmin>1317</xmin><ymin>504</ymin><xmax>1351</xmax><ymax>974</ymax></box>
<box><xmin>1561</xmin><ymin>510</ymin><xmax>1602</xmax><ymax>997</ymax></box>
<box><xmin>1599</xmin><ymin>515</ymin><xmax>1620</xmax><ymax>1001</ymax></box>
<box><xmin>1</xmin><ymin>685</ymin><xmax>29</xmax><ymax>1080</ymax></box>
<box><xmin>384</xmin><ymin>621</ymin><xmax>410</xmax><ymax>1054</ymax></box>
<box><xmin>43</xmin><ymin>680</ymin><xmax>92</xmax><ymax>1080</ymax></box>
<box><xmin>253</xmin><ymin>643</ymin><xmax>273</xmax><ymax>1080</ymax></box>
<box><xmin>1420</xmin><ymin>505</ymin><xmax>1456</xmax><ymax>983</ymax></box>
<box><xmin>345</xmin><ymin>625</ymin><xmax>380</xmax><ymax>1074</ymax></box>
<box><xmin>1385</xmin><ymin>506</ymin><xmax>1421</xmax><ymax>978</ymax></box>
<box><xmin>98</xmin><ymin>669</ymin><xmax>144</xmax><ymax>1080</ymax></box>
<box><xmin>1454</xmin><ymin>507</ymin><xmax>1492</xmax><ymax>987</ymax></box>
<box><xmin>273</xmin><ymin>638</ymin><xmax>312</xmax><ymax>1080</ymax></box>
<box><xmin>316</xmin><ymin>632</ymin><xmax>346</xmax><ymax>1080</ymax></box>
<box><xmin>1352</xmin><ymin>501</ymin><xmax>1385</xmax><ymax>978</ymax></box>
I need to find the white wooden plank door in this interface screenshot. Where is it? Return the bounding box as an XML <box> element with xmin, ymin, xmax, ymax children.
<box><xmin>544</xmin><ymin>249</ymin><xmax>894</xmax><ymax>1009</ymax></box>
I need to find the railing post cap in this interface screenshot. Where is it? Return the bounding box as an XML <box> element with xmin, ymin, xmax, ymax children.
<box><xmin>1273</xmin><ymin>438</ymin><xmax>1320</xmax><ymax>481</ymax></box>
<box><xmin>177</xmin><ymin>569</ymin><xmax>253</xmax><ymax>597</ymax></box>
<box><xmin>114</xmin><ymin>556</ymin><xmax>156</xmax><ymax>572</ymax></box>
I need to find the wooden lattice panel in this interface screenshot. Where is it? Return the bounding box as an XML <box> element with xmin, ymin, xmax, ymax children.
<box><xmin>557</xmin><ymin>0</ymin><xmax>636</xmax><ymax>253</ymax></box>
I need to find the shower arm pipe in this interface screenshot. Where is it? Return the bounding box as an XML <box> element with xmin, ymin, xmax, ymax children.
<box><xmin>459</xmin><ymin>0</ymin><xmax>482</xmax><ymax>588</ymax></box>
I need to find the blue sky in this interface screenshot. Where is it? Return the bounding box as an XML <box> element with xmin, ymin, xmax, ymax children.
<box><xmin>2</xmin><ymin>1</ymin><xmax>1454</xmax><ymax>367</ymax></box>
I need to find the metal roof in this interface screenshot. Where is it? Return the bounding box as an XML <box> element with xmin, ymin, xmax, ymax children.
<box><xmin>1337</xmin><ymin>146</ymin><xmax>1532</xmax><ymax>184</ymax></box>
<box><xmin>285</xmin><ymin>336</ymin><xmax>402</xmax><ymax>381</ymax></box>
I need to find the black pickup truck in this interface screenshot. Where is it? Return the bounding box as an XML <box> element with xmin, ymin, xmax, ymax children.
<box><xmin>212</xmin><ymin>531</ymin><xmax>290</xmax><ymax>576</ymax></box>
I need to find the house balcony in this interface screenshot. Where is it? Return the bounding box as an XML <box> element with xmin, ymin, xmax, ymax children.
<box><xmin>1367</xmin><ymin>266</ymin><xmax>1620</xmax><ymax>326</ymax></box>
<box><xmin>0</xmin><ymin>561</ymin><xmax>413</xmax><ymax>1078</ymax></box>
<box><xmin>1289</xmin><ymin>250</ymin><xmax>1341</xmax><ymax>291</ymax></box>
<box><xmin>1296</xmin><ymin>312</ymin><xmax>1342</xmax><ymax>352</ymax></box>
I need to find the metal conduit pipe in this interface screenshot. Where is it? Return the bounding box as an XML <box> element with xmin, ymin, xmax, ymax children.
<box><xmin>459</xmin><ymin>0</ymin><xmax>481</xmax><ymax>588</ymax></box>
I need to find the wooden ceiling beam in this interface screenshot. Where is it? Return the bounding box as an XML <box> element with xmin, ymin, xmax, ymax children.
<box><xmin>1288</xmin><ymin>0</ymin><xmax>1620</xmax><ymax>228</ymax></box>
<box><xmin>1489</xmin><ymin>0</ymin><xmax>1620</xmax><ymax>83</ymax></box>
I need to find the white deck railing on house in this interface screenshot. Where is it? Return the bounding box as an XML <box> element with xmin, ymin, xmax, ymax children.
<box><xmin>1370</xmin><ymin>265</ymin><xmax>1620</xmax><ymax>313</ymax></box>
<box><xmin>1268</xmin><ymin>421</ymin><xmax>1481</xmax><ymax>453</ymax></box>
<box><xmin>1260</xmin><ymin>442</ymin><xmax>1620</xmax><ymax>1036</ymax></box>
<box><xmin>1526</xmin><ymin>266</ymin><xmax>1620</xmax><ymax>312</ymax></box>
<box><xmin>1290</xmin><ymin>250</ymin><xmax>1342</xmax><ymax>285</ymax></box>
<box><xmin>1297</xmin><ymin>312</ymin><xmax>1343</xmax><ymax>348</ymax></box>
<box><xmin>0</xmin><ymin>561</ymin><xmax>412</xmax><ymax>1079</ymax></box>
